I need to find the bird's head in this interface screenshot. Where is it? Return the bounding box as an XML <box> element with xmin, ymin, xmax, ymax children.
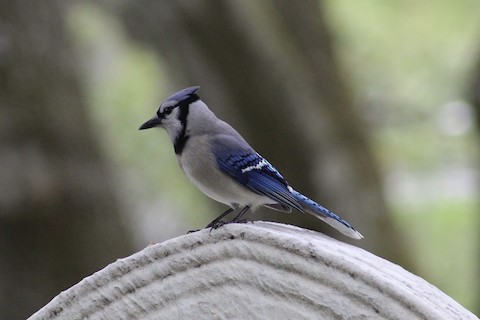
<box><xmin>139</xmin><ymin>86</ymin><xmax>200</xmax><ymax>142</ymax></box>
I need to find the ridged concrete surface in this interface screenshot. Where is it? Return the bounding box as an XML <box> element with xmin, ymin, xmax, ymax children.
<box><xmin>29</xmin><ymin>222</ymin><xmax>477</xmax><ymax>320</ymax></box>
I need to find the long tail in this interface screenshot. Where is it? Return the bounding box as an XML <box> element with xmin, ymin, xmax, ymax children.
<box><xmin>291</xmin><ymin>190</ymin><xmax>363</xmax><ymax>239</ymax></box>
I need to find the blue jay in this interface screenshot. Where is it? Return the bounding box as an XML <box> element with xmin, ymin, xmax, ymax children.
<box><xmin>139</xmin><ymin>86</ymin><xmax>363</xmax><ymax>239</ymax></box>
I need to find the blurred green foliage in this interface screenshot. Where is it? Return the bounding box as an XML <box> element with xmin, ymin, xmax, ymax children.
<box><xmin>69</xmin><ymin>4</ymin><xmax>211</xmax><ymax>242</ymax></box>
<box><xmin>326</xmin><ymin>0</ymin><xmax>480</xmax><ymax>169</ymax></box>
<box><xmin>326</xmin><ymin>0</ymin><xmax>480</xmax><ymax>311</ymax></box>
<box><xmin>393</xmin><ymin>199</ymin><xmax>477</xmax><ymax>310</ymax></box>
<box><xmin>67</xmin><ymin>0</ymin><xmax>479</xmax><ymax>312</ymax></box>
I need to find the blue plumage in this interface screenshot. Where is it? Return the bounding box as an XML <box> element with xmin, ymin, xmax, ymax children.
<box><xmin>166</xmin><ymin>86</ymin><xmax>200</xmax><ymax>103</ymax></box>
<box><xmin>215</xmin><ymin>148</ymin><xmax>361</xmax><ymax>238</ymax></box>
<box><xmin>215</xmin><ymin>151</ymin><xmax>303</xmax><ymax>210</ymax></box>
<box><xmin>290</xmin><ymin>190</ymin><xmax>357</xmax><ymax>231</ymax></box>
<box><xmin>140</xmin><ymin>86</ymin><xmax>363</xmax><ymax>239</ymax></box>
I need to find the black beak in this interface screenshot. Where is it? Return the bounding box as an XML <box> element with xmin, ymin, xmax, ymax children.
<box><xmin>139</xmin><ymin>116</ymin><xmax>161</xmax><ymax>130</ymax></box>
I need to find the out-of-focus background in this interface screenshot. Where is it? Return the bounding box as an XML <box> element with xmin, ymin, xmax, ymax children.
<box><xmin>1</xmin><ymin>1</ymin><xmax>479</xmax><ymax>318</ymax></box>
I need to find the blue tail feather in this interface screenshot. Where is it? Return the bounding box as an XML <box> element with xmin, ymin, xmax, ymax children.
<box><xmin>291</xmin><ymin>190</ymin><xmax>363</xmax><ymax>239</ymax></box>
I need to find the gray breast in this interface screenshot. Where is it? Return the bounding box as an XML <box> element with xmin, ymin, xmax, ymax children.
<box><xmin>178</xmin><ymin>135</ymin><xmax>274</xmax><ymax>208</ymax></box>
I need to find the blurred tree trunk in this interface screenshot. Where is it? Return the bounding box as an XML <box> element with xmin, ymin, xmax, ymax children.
<box><xmin>471</xmin><ymin>55</ymin><xmax>480</xmax><ymax>130</ymax></box>
<box><xmin>468</xmin><ymin>52</ymin><xmax>480</xmax><ymax>316</ymax></box>
<box><xmin>0</xmin><ymin>1</ymin><xmax>133</xmax><ymax>319</ymax></box>
<box><xmin>117</xmin><ymin>0</ymin><xmax>412</xmax><ymax>267</ymax></box>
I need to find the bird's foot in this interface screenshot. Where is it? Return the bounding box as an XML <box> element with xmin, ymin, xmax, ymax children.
<box><xmin>208</xmin><ymin>219</ymin><xmax>253</xmax><ymax>232</ymax></box>
<box><xmin>209</xmin><ymin>220</ymin><xmax>228</xmax><ymax>231</ymax></box>
<box><xmin>232</xmin><ymin>219</ymin><xmax>251</xmax><ymax>224</ymax></box>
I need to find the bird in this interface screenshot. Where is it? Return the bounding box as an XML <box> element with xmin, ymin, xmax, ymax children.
<box><xmin>139</xmin><ymin>86</ymin><xmax>363</xmax><ymax>239</ymax></box>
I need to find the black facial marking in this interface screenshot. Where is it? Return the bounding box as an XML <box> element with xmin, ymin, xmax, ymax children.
<box><xmin>157</xmin><ymin>105</ymin><xmax>176</xmax><ymax>119</ymax></box>
<box><xmin>173</xmin><ymin>94</ymin><xmax>199</xmax><ymax>154</ymax></box>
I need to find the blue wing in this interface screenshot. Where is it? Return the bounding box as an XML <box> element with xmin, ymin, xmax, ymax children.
<box><xmin>213</xmin><ymin>135</ymin><xmax>302</xmax><ymax>210</ymax></box>
<box><xmin>212</xmin><ymin>135</ymin><xmax>363</xmax><ymax>239</ymax></box>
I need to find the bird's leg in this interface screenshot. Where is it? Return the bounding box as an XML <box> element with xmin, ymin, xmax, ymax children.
<box><xmin>206</xmin><ymin>207</ymin><xmax>235</xmax><ymax>229</ymax></box>
<box><xmin>208</xmin><ymin>206</ymin><xmax>253</xmax><ymax>230</ymax></box>
<box><xmin>229</xmin><ymin>205</ymin><xmax>251</xmax><ymax>224</ymax></box>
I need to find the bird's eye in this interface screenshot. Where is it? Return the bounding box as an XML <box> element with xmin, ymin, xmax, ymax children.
<box><xmin>164</xmin><ymin>106</ymin><xmax>174</xmax><ymax>115</ymax></box>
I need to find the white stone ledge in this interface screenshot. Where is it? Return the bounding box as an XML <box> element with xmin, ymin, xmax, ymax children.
<box><xmin>29</xmin><ymin>222</ymin><xmax>477</xmax><ymax>320</ymax></box>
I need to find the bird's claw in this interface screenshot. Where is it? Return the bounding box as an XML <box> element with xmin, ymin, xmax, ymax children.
<box><xmin>209</xmin><ymin>220</ymin><xmax>227</xmax><ymax>231</ymax></box>
<box><xmin>208</xmin><ymin>219</ymin><xmax>252</xmax><ymax>232</ymax></box>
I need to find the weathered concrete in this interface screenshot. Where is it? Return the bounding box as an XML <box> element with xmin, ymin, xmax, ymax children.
<box><xmin>29</xmin><ymin>222</ymin><xmax>478</xmax><ymax>320</ymax></box>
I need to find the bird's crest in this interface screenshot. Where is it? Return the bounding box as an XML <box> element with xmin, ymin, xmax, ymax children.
<box><xmin>166</xmin><ymin>86</ymin><xmax>200</xmax><ymax>104</ymax></box>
